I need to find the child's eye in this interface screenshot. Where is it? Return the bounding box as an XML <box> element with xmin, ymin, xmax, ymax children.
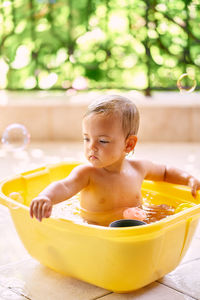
<box><xmin>99</xmin><ymin>140</ymin><xmax>109</xmax><ymax>144</ymax></box>
<box><xmin>83</xmin><ymin>137</ymin><xmax>89</xmax><ymax>142</ymax></box>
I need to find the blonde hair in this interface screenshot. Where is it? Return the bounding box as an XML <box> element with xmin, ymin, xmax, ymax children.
<box><xmin>84</xmin><ymin>95</ymin><xmax>139</xmax><ymax>138</ymax></box>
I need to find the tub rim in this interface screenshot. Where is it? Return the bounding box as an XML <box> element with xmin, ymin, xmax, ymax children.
<box><xmin>0</xmin><ymin>162</ymin><xmax>200</xmax><ymax>239</ymax></box>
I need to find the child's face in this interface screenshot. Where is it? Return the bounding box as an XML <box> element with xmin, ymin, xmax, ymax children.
<box><xmin>82</xmin><ymin>112</ymin><xmax>127</xmax><ymax>169</ymax></box>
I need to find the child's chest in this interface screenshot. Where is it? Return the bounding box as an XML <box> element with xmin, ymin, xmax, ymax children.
<box><xmin>81</xmin><ymin>170</ymin><xmax>143</xmax><ymax>211</ymax></box>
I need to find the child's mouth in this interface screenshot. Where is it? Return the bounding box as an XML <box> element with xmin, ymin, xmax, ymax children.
<box><xmin>89</xmin><ymin>155</ymin><xmax>98</xmax><ymax>160</ymax></box>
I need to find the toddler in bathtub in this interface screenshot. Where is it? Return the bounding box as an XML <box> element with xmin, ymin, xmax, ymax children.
<box><xmin>30</xmin><ymin>95</ymin><xmax>200</xmax><ymax>226</ymax></box>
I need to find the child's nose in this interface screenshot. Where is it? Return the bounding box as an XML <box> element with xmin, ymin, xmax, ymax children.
<box><xmin>90</xmin><ymin>140</ymin><xmax>98</xmax><ymax>151</ymax></box>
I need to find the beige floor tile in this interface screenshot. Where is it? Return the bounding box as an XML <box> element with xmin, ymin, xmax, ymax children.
<box><xmin>0</xmin><ymin>259</ymin><xmax>110</xmax><ymax>300</ymax></box>
<box><xmin>96</xmin><ymin>282</ymin><xmax>195</xmax><ymax>300</ymax></box>
<box><xmin>0</xmin><ymin>284</ymin><xmax>26</xmax><ymax>300</ymax></box>
<box><xmin>0</xmin><ymin>205</ymin><xmax>30</xmax><ymax>266</ymax></box>
<box><xmin>159</xmin><ymin>260</ymin><xmax>200</xmax><ymax>299</ymax></box>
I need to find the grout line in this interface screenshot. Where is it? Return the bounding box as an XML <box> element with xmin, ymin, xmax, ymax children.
<box><xmin>8</xmin><ymin>286</ymin><xmax>32</xmax><ymax>300</ymax></box>
<box><xmin>0</xmin><ymin>284</ymin><xmax>32</xmax><ymax>300</ymax></box>
<box><xmin>179</xmin><ymin>257</ymin><xmax>200</xmax><ymax>266</ymax></box>
<box><xmin>157</xmin><ymin>281</ymin><xmax>198</xmax><ymax>300</ymax></box>
<box><xmin>90</xmin><ymin>291</ymin><xmax>113</xmax><ymax>300</ymax></box>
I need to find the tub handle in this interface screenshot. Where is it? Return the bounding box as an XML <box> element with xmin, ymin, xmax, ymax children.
<box><xmin>21</xmin><ymin>166</ymin><xmax>49</xmax><ymax>178</ymax></box>
<box><xmin>0</xmin><ymin>193</ymin><xmax>23</xmax><ymax>210</ymax></box>
<box><xmin>0</xmin><ymin>177</ymin><xmax>26</xmax><ymax>210</ymax></box>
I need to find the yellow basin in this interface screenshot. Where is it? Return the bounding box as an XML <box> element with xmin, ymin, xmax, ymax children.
<box><xmin>0</xmin><ymin>162</ymin><xmax>200</xmax><ymax>293</ymax></box>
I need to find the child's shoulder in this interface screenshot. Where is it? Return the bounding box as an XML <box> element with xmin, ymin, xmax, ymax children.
<box><xmin>127</xmin><ymin>158</ymin><xmax>149</xmax><ymax>165</ymax></box>
<box><xmin>127</xmin><ymin>158</ymin><xmax>153</xmax><ymax>171</ymax></box>
<box><xmin>72</xmin><ymin>163</ymin><xmax>98</xmax><ymax>176</ymax></box>
<box><xmin>127</xmin><ymin>158</ymin><xmax>166</xmax><ymax>180</ymax></box>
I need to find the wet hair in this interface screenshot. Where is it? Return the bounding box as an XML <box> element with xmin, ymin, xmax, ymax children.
<box><xmin>84</xmin><ymin>95</ymin><xmax>139</xmax><ymax>138</ymax></box>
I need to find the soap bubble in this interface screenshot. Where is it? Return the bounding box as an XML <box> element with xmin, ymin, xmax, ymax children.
<box><xmin>177</xmin><ymin>73</ymin><xmax>197</xmax><ymax>93</ymax></box>
<box><xmin>1</xmin><ymin>123</ymin><xmax>30</xmax><ymax>151</ymax></box>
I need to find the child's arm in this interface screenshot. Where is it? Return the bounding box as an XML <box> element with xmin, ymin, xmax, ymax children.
<box><xmin>30</xmin><ymin>165</ymin><xmax>91</xmax><ymax>222</ymax></box>
<box><xmin>139</xmin><ymin>160</ymin><xmax>200</xmax><ymax>198</ymax></box>
<box><xmin>162</xmin><ymin>165</ymin><xmax>200</xmax><ymax>197</ymax></box>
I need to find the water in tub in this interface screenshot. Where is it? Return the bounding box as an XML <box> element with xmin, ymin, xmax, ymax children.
<box><xmin>51</xmin><ymin>194</ymin><xmax>177</xmax><ymax>226</ymax></box>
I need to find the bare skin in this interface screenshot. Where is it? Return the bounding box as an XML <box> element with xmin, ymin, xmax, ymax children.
<box><xmin>30</xmin><ymin>112</ymin><xmax>200</xmax><ymax>225</ymax></box>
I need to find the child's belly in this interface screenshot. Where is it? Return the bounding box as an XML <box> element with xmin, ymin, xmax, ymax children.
<box><xmin>80</xmin><ymin>190</ymin><xmax>142</xmax><ymax>226</ymax></box>
<box><xmin>80</xmin><ymin>191</ymin><xmax>142</xmax><ymax>211</ymax></box>
<box><xmin>80</xmin><ymin>206</ymin><xmax>128</xmax><ymax>226</ymax></box>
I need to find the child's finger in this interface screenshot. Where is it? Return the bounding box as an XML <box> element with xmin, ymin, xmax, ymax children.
<box><xmin>192</xmin><ymin>185</ymin><xmax>197</xmax><ymax>198</ymax></box>
<box><xmin>188</xmin><ymin>177</ymin><xmax>196</xmax><ymax>198</ymax></box>
<box><xmin>42</xmin><ymin>202</ymin><xmax>52</xmax><ymax>218</ymax></box>
<box><xmin>32</xmin><ymin>202</ymin><xmax>39</xmax><ymax>219</ymax></box>
<box><xmin>37</xmin><ymin>201</ymin><xmax>44</xmax><ymax>222</ymax></box>
<box><xmin>30</xmin><ymin>202</ymin><xmax>34</xmax><ymax>218</ymax></box>
<box><xmin>46</xmin><ymin>204</ymin><xmax>52</xmax><ymax>218</ymax></box>
<box><xmin>42</xmin><ymin>203</ymin><xmax>47</xmax><ymax>218</ymax></box>
<box><xmin>30</xmin><ymin>200</ymin><xmax>38</xmax><ymax>218</ymax></box>
<box><xmin>190</xmin><ymin>182</ymin><xmax>197</xmax><ymax>198</ymax></box>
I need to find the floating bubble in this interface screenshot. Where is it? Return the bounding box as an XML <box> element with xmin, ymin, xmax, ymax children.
<box><xmin>1</xmin><ymin>123</ymin><xmax>30</xmax><ymax>151</ymax></box>
<box><xmin>177</xmin><ymin>73</ymin><xmax>197</xmax><ymax>93</ymax></box>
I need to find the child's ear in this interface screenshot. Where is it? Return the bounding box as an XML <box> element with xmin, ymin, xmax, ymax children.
<box><xmin>125</xmin><ymin>135</ymin><xmax>137</xmax><ymax>153</ymax></box>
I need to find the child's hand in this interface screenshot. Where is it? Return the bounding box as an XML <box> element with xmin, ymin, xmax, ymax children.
<box><xmin>30</xmin><ymin>195</ymin><xmax>52</xmax><ymax>222</ymax></box>
<box><xmin>123</xmin><ymin>207</ymin><xmax>147</xmax><ymax>221</ymax></box>
<box><xmin>188</xmin><ymin>177</ymin><xmax>200</xmax><ymax>198</ymax></box>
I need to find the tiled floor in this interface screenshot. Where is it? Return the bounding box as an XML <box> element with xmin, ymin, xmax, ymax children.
<box><xmin>0</xmin><ymin>142</ymin><xmax>200</xmax><ymax>300</ymax></box>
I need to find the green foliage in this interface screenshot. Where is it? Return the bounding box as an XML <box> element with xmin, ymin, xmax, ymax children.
<box><xmin>0</xmin><ymin>0</ymin><xmax>199</xmax><ymax>93</ymax></box>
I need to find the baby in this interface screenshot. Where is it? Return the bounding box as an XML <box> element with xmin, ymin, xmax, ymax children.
<box><xmin>30</xmin><ymin>95</ymin><xmax>200</xmax><ymax>226</ymax></box>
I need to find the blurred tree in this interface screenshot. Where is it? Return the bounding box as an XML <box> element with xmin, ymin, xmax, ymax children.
<box><xmin>0</xmin><ymin>0</ymin><xmax>199</xmax><ymax>95</ymax></box>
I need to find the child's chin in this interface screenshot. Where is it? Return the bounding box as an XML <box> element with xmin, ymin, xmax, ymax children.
<box><xmin>91</xmin><ymin>162</ymin><xmax>103</xmax><ymax>168</ymax></box>
<box><xmin>89</xmin><ymin>160</ymin><xmax>104</xmax><ymax>168</ymax></box>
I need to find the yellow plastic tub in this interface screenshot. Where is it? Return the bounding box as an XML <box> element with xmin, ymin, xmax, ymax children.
<box><xmin>0</xmin><ymin>162</ymin><xmax>200</xmax><ymax>293</ymax></box>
